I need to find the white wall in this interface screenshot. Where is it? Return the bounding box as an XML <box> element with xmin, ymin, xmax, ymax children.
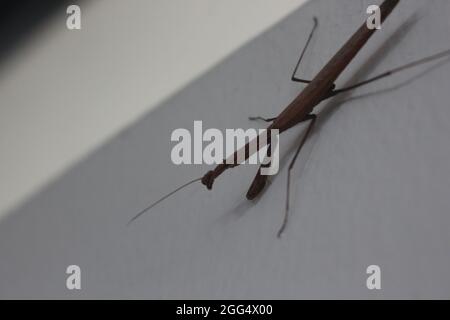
<box><xmin>0</xmin><ymin>0</ymin><xmax>307</xmax><ymax>220</ymax></box>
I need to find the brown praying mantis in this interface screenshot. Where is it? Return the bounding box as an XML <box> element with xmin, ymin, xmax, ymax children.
<box><xmin>129</xmin><ymin>0</ymin><xmax>450</xmax><ymax>237</ymax></box>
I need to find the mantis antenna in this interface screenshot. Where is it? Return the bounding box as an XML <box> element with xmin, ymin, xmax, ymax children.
<box><xmin>127</xmin><ymin>177</ymin><xmax>202</xmax><ymax>225</ymax></box>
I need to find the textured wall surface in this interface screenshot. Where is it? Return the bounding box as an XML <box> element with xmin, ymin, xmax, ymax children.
<box><xmin>0</xmin><ymin>0</ymin><xmax>306</xmax><ymax>221</ymax></box>
<box><xmin>1</xmin><ymin>0</ymin><xmax>450</xmax><ymax>298</ymax></box>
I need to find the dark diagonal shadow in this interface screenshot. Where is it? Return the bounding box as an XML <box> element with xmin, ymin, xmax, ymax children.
<box><xmin>316</xmin><ymin>12</ymin><xmax>422</xmax><ymax>129</ymax></box>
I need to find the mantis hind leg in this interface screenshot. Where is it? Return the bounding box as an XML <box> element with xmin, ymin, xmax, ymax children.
<box><xmin>327</xmin><ymin>49</ymin><xmax>450</xmax><ymax>98</ymax></box>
